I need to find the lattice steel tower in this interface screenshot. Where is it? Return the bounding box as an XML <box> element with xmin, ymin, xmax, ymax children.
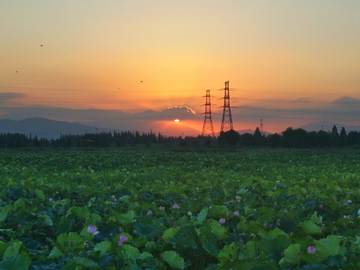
<box><xmin>220</xmin><ymin>81</ymin><xmax>233</xmax><ymax>132</ymax></box>
<box><xmin>202</xmin><ymin>90</ymin><xmax>216</xmax><ymax>137</ymax></box>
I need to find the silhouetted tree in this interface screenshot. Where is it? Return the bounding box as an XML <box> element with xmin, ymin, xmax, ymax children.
<box><xmin>331</xmin><ymin>125</ymin><xmax>340</xmax><ymax>146</ymax></box>
<box><xmin>267</xmin><ymin>133</ymin><xmax>282</xmax><ymax>148</ymax></box>
<box><xmin>253</xmin><ymin>127</ymin><xmax>265</xmax><ymax>146</ymax></box>
<box><xmin>240</xmin><ymin>133</ymin><xmax>257</xmax><ymax>146</ymax></box>
<box><xmin>219</xmin><ymin>129</ymin><xmax>240</xmax><ymax>146</ymax></box>
<box><xmin>347</xmin><ymin>131</ymin><xmax>360</xmax><ymax>146</ymax></box>
<box><xmin>339</xmin><ymin>127</ymin><xmax>347</xmax><ymax>146</ymax></box>
<box><xmin>316</xmin><ymin>130</ymin><xmax>332</xmax><ymax>148</ymax></box>
<box><xmin>282</xmin><ymin>128</ymin><xmax>308</xmax><ymax>148</ymax></box>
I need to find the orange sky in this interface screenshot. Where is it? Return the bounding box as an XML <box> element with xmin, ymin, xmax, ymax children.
<box><xmin>1</xmin><ymin>1</ymin><xmax>360</xmax><ymax>135</ymax></box>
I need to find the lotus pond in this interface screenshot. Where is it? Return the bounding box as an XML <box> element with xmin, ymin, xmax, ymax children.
<box><xmin>1</xmin><ymin>148</ymin><xmax>360</xmax><ymax>269</ymax></box>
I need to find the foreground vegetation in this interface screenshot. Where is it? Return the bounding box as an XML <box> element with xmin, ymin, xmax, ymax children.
<box><xmin>1</xmin><ymin>148</ymin><xmax>360</xmax><ymax>269</ymax></box>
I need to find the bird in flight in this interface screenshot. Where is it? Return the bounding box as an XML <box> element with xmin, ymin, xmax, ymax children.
<box><xmin>40</xmin><ymin>44</ymin><xmax>43</xmax><ymax>47</ymax></box>
<box><xmin>141</xmin><ymin>81</ymin><xmax>143</xmax><ymax>83</ymax></box>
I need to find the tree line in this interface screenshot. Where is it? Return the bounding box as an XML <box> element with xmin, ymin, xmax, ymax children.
<box><xmin>0</xmin><ymin>125</ymin><xmax>360</xmax><ymax>149</ymax></box>
<box><xmin>218</xmin><ymin>125</ymin><xmax>360</xmax><ymax>148</ymax></box>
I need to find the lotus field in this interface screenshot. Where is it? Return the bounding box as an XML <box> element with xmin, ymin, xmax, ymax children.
<box><xmin>1</xmin><ymin>148</ymin><xmax>360</xmax><ymax>269</ymax></box>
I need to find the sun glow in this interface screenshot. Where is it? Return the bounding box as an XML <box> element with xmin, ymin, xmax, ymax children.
<box><xmin>174</xmin><ymin>119</ymin><xmax>180</xmax><ymax>122</ymax></box>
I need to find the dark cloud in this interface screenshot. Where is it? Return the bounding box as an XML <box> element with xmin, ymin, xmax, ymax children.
<box><xmin>292</xmin><ymin>97</ymin><xmax>311</xmax><ymax>103</ymax></box>
<box><xmin>332</xmin><ymin>96</ymin><xmax>360</xmax><ymax>105</ymax></box>
<box><xmin>229</xmin><ymin>96</ymin><xmax>360</xmax><ymax>124</ymax></box>
<box><xmin>0</xmin><ymin>92</ymin><xmax>26</xmax><ymax>100</ymax></box>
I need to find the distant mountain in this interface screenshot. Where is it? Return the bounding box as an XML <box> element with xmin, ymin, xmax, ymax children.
<box><xmin>298</xmin><ymin>121</ymin><xmax>360</xmax><ymax>133</ymax></box>
<box><xmin>0</xmin><ymin>117</ymin><xmax>113</xmax><ymax>139</ymax></box>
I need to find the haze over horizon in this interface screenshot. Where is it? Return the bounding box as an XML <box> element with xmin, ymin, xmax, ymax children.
<box><xmin>1</xmin><ymin>1</ymin><xmax>360</xmax><ymax>136</ymax></box>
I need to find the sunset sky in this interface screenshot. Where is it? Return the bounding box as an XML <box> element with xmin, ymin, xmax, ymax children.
<box><xmin>1</xmin><ymin>1</ymin><xmax>360</xmax><ymax>136</ymax></box>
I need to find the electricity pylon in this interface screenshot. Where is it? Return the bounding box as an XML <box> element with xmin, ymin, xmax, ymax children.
<box><xmin>220</xmin><ymin>81</ymin><xmax>233</xmax><ymax>132</ymax></box>
<box><xmin>202</xmin><ymin>90</ymin><xmax>216</xmax><ymax>137</ymax></box>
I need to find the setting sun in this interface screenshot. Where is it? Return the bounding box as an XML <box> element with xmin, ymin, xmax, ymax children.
<box><xmin>174</xmin><ymin>119</ymin><xmax>180</xmax><ymax>122</ymax></box>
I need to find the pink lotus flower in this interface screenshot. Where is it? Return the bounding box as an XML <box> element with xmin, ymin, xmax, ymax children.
<box><xmin>234</xmin><ymin>211</ymin><xmax>240</xmax><ymax>217</ymax></box>
<box><xmin>236</xmin><ymin>195</ymin><xmax>241</xmax><ymax>202</ymax></box>
<box><xmin>159</xmin><ymin>206</ymin><xmax>165</xmax><ymax>211</ymax></box>
<box><xmin>87</xmin><ymin>224</ymin><xmax>99</xmax><ymax>235</ymax></box>
<box><xmin>307</xmin><ymin>246</ymin><xmax>316</xmax><ymax>254</ymax></box>
<box><xmin>333</xmin><ymin>196</ymin><xmax>337</xmax><ymax>200</ymax></box>
<box><xmin>344</xmin><ymin>215</ymin><xmax>350</xmax><ymax>219</ymax></box>
<box><xmin>172</xmin><ymin>204</ymin><xmax>180</xmax><ymax>209</ymax></box>
<box><xmin>147</xmin><ymin>210</ymin><xmax>153</xmax><ymax>216</ymax></box>
<box><xmin>319</xmin><ymin>203</ymin><xmax>324</xmax><ymax>209</ymax></box>
<box><xmin>274</xmin><ymin>201</ymin><xmax>278</xmax><ymax>206</ymax></box>
<box><xmin>347</xmin><ymin>200</ymin><xmax>352</xmax><ymax>204</ymax></box>
<box><xmin>118</xmin><ymin>235</ymin><xmax>127</xmax><ymax>245</ymax></box>
<box><xmin>219</xmin><ymin>218</ymin><xmax>226</xmax><ymax>224</ymax></box>
<box><xmin>49</xmin><ymin>198</ymin><xmax>54</xmax><ymax>202</ymax></box>
<box><xmin>84</xmin><ymin>241</ymin><xmax>89</xmax><ymax>249</ymax></box>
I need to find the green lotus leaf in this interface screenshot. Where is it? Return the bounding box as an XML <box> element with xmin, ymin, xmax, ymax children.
<box><xmin>48</xmin><ymin>246</ymin><xmax>64</xmax><ymax>259</ymax></box>
<box><xmin>309</xmin><ymin>212</ymin><xmax>323</xmax><ymax>225</ymax></box>
<box><xmin>0</xmin><ymin>252</ymin><xmax>31</xmax><ymax>270</ymax></box>
<box><xmin>133</xmin><ymin>221</ymin><xmax>160</xmax><ymax>240</ymax></box>
<box><xmin>177</xmin><ymin>215</ymin><xmax>189</xmax><ymax>226</ymax></box>
<box><xmin>34</xmin><ymin>189</ymin><xmax>45</xmax><ymax>200</ymax></box>
<box><xmin>0</xmin><ymin>241</ymin><xmax>7</xmax><ymax>258</ymax></box>
<box><xmin>279</xmin><ymin>244</ymin><xmax>301</xmax><ymax>266</ymax></box>
<box><xmin>38</xmin><ymin>213</ymin><xmax>53</xmax><ymax>226</ymax></box>
<box><xmin>197</xmin><ymin>207</ymin><xmax>208</xmax><ymax>223</ymax></box>
<box><xmin>94</xmin><ymin>241</ymin><xmax>111</xmax><ymax>258</ymax></box>
<box><xmin>66</xmin><ymin>206</ymin><xmax>91</xmax><ymax>219</ymax></box>
<box><xmin>114</xmin><ymin>210</ymin><xmax>135</xmax><ymax>226</ymax></box>
<box><xmin>86</xmin><ymin>213</ymin><xmax>102</xmax><ymax>225</ymax></box>
<box><xmin>56</xmin><ymin>232</ymin><xmax>85</xmax><ymax>253</ymax></box>
<box><xmin>63</xmin><ymin>257</ymin><xmax>99</xmax><ymax>269</ymax></box>
<box><xmin>218</xmin><ymin>243</ymin><xmax>239</xmax><ymax>263</ymax></box>
<box><xmin>144</xmin><ymin>241</ymin><xmax>156</xmax><ymax>252</ymax></box>
<box><xmin>3</xmin><ymin>241</ymin><xmax>22</xmax><ymax>259</ymax></box>
<box><xmin>315</xmin><ymin>235</ymin><xmax>343</xmax><ymax>260</ymax></box>
<box><xmin>139</xmin><ymin>251</ymin><xmax>153</xmax><ymax>260</ymax></box>
<box><xmin>161</xmin><ymin>250</ymin><xmax>185</xmax><ymax>269</ymax></box>
<box><xmin>0</xmin><ymin>204</ymin><xmax>13</xmax><ymax>222</ymax></box>
<box><xmin>201</xmin><ymin>239</ymin><xmax>219</xmax><ymax>257</ymax></box>
<box><xmin>208</xmin><ymin>205</ymin><xmax>228</xmax><ymax>218</ymax></box>
<box><xmin>300</xmin><ymin>220</ymin><xmax>322</xmax><ymax>235</ymax></box>
<box><xmin>122</xmin><ymin>244</ymin><xmax>140</xmax><ymax>259</ymax></box>
<box><xmin>13</xmin><ymin>198</ymin><xmax>26</xmax><ymax>211</ymax></box>
<box><xmin>208</xmin><ymin>219</ymin><xmax>227</xmax><ymax>240</ymax></box>
<box><xmin>162</xmin><ymin>227</ymin><xmax>180</xmax><ymax>241</ymax></box>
